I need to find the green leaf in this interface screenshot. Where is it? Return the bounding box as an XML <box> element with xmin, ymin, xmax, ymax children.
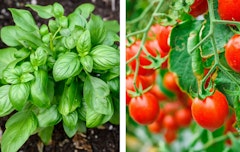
<box><xmin>9</xmin><ymin>8</ymin><xmax>38</xmax><ymax>32</ymax></box>
<box><xmin>68</xmin><ymin>12</ymin><xmax>87</xmax><ymax>30</ymax></box>
<box><xmin>90</xmin><ymin>45</ymin><xmax>120</xmax><ymax>71</ymax></box>
<box><xmin>58</xmin><ymin>80</ymin><xmax>81</xmax><ymax>116</ymax></box>
<box><xmin>104</xmin><ymin>20</ymin><xmax>120</xmax><ymax>33</ymax></box>
<box><xmin>38</xmin><ymin>126</ymin><xmax>54</xmax><ymax>145</ymax></box>
<box><xmin>102</xmin><ymin>31</ymin><xmax>120</xmax><ymax>46</ymax></box>
<box><xmin>84</xmin><ymin>75</ymin><xmax>113</xmax><ymax>115</ymax></box>
<box><xmin>201</xmin><ymin>15</ymin><xmax>234</xmax><ymax>57</ymax></box>
<box><xmin>62</xmin><ymin>111</ymin><xmax>78</xmax><ymax>130</ymax></box>
<box><xmin>53</xmin><ymin>52</ymin><xmax>81</xmax><ymax>81</ymax></box>
<box><xmin>37</xmin><ymin>105</ymin><xmax>61</xmax><ymax>128</ymax></box>
<box><xmin>169</xmin><ymin>20</ymin><xmax>202</xmax><ymax>96</ymax></box>
<box><xmin>1</xmin><ymin>111</ymin><xmax>38</xmax><ymax>152</ymax></box>
<box><xmin>53</xmin><ymin>2</ymin><xmax>64</xmax><ymax>17</ymax></box>
<box><xmin>30</xmin><ymin>46</ymin><xmax>48</xmax><ymax>67</ymax></box>
<box><xmin>74</xmin><ymin>3</ymin><xmax>95</xmax><ymax>19</ymax></box>
<box><xmin>76</xmin><ymin>30</ymin><xmax>91</xmax><ymax>56</ymax></box>
<box><xmin>2</xmin><ymin>67</ymin><xmax>22</xmax><ymax>84</ymax></box>
<box><xmin>87</xmin><ymin>14</ymin><xmax>106</xmax><ymax>45</ymax></box>
<box><xmin>0</xmin><ymin>48</ymin><xmax>17</xmax><ymax>79</ymax></box>
<box><xmin>27</xmin><ymin>4</ymin><xmax>53</xmax><ymax>19</ymax></box>
<box><xmin>9</xmin><ymin>83</ymin><xmax>30</xmax><ymax>111</ymax></box>
<box><xmin>20</xmin><ymin>62</ymin><xmax>34</xmax><ymax>73</ymax></box>
<box><xmin>110</xmin><ymin>97</ymin><xmax>120</xmax><ymax>125</ymax></box>
<box><xmin>80</xmin><ymin>55</ymin><xmax>93</xmax><ymax>73</ymax></box>
<box><xmin>0</xmin><ymin>85</ymin><xmax>14</xmax><ymax>117</ymax></box>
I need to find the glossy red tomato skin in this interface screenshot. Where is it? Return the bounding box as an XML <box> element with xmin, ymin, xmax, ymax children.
<box><xmin>126</xmin><ymin>40</ymin><xmax>155</xmax><ymax>76</ymax></box>
<box><xmin>156</xmin><ymin>26</ymin><xmax>172</xmax><ymax>53</ymax></box>
<box><xmin>163</xmin><ymin>72</ymin><xmax>181</xmax><ymax>94</ymax></box>
<box><xmin>149</xmin><ymin>84</ymin><xmax>167</xmax><ymax>102</ymax></box>
<box><xmin>225</xmin><ymin>34</ymin><xmax>240</xmax><ymax>73</ymax></box>
<box><xmin>163</xmin><ymin>114</ymin><xmax>178</xmax><ymax>130</ymax></box>
<box><xmin>191</xmin><ymin>90</ymin><xmax>229</xmax><ymax>131</ymax></box>
<box><xmin>148</xmin><ymin>121</ymin><xmax>162</xmax><ymax>134</ymax></box>
<box><xmin>218</xmin><ymin>0</ymin><xmax>240</xmax><ymax>21</ymax></box>
<box><xmin>164</xmin><ymin>129</ymin><xmax>177</xmax><ymax>144</ymax></box>
<box><xmin>189</xmin><ymin>0</ymin><xmax>208</xmax><ymax>17</ymax></box>
<box><xmin>129</xmin><ymin>93</ymin><xmax>160</xmax><ymax>125</ymax></box>
<box><xmin>175</xmin><ymin>108</ymin><xmax>192</xmax><ymax>127</ymax></box>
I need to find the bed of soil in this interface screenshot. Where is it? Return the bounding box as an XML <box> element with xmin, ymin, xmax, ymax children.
<box><xmin>0</xmin><ymin>0</ymin><xmax>119</xmax><ymax>151</ymax></box>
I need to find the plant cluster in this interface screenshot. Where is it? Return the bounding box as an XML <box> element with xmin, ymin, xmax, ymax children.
<box><xmin>126</xmin><ymin>0</ymin><xmax>240</xmax><ymax>151</ymax></box>
<box><xmin>0</xmin><ymin>2</ymin><xmax>119</xmax><ymax>152</ymax></box>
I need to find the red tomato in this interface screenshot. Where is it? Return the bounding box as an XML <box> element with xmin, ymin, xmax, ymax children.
<box><xmin>156</xmin><ymin>26</ymin><xmax>172</xmax><ymax>53</ymax></box>
<box><xmin>129</xmin><ymin>92</ymin><xmax>160</xmax><ymax>125</ymax></box>
<box><xmin>148</xmin><ymin>121</ymin><xmax>162</xmax><ymax>134</ymax></box>
<box><xmin>126</xmin><ymin>40</ymin><xmax>155</xmax><ymax>76</ymax></box>
<box><xmin>218</xmin><ymin>0</ymin><xmax>240</xmax><ymax>21</ymax></box>
<box><xmin>175</xmin><ymin>108</ymin><xmax>192</xmax><ymax>127</ymax></box>
<box><xmin>163</xmin><ymin>72</ymin><xmax>181</xmax><ymax>94</ymax></box>
<box><xmin>147</xmin><ymin>24</ymin><xmax>162</xmax><ymax>39</ymax></box>
<box><xmin>191</xmin><ymin>90</ymin><xmax>229</xmax><ymax>131</ymax></box>
<box><xmin>225</xmin><ymin>34</ymin><xmax>240</xmax><ymax>73</ymax></box>
<box><xmin>163</xmin><ymin>114</ymin><xmax>178</xmax><ymax>130</ymax></box>
<box><xmin>163</xmin><ymin>101</ymin><xmax>182</xmax><ymax>115</ymax></box>
<box><xmin>149</xmin><ymin>84</ymin><xmax>167</xmax><ymax>102</ymax></box>
<box><xmin>155</xmin><ymin>110</ymin><xmax>165</xmax><ymax>124</ymax></box>
<box><xmin>164</xmin><ymin>129</ymin><xmax>177</xmax><ymax>144</ymax></box>
<box><xmin>189</xmin><ymin>0</ymin><xmax>208</xmax><ymax>17</ymax></box>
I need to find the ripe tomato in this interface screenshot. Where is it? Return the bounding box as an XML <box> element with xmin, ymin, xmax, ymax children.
<box><xmin>148</xmin><ymin>121</ymin><xmax>162</xmax><ymax>134</ymax></box>
<box><xmin>191</xmin><ymin>90</ymin><xmax>229</xmax><ymax>131</ymax></box>
<box><xmin>218</xmin><ymin>0</ymin><xmax>240</xmax><ymax>21</ymax></box>
<box><xmin>163</xmin><ymin>114</ymin><xmax>178</xmax><ymax>130</ymax></box>
<box><xmin>163</xmin><ymin>72</ymin><xmax>181</xmax><ymax>94</ymax></box>
<box><xmin>164</xmin><ymin>129</ymin><xmax>177</xmax><ymax>144</ymax></box>
<box><xmin>129</xmin><ymin>92</ymin><xmax>160</xmax><ymax>125</ymax></box>
<box><xmin>149</xmin><ymin>84</ymin><xmax>167</xmax><ymax>102</ymax></box>
<box><xmin>156</xmin><ymin>26</ymin><xmax>172</xmax><ymax>53</ymax></box>
<box><xmin>163</xmin><ymin>101</ymin><xmax>182</xmax><ymax>115</ymax></box>
<box><xmin>189</xmin><ymin>0</ymin><xmax>208</xmax><ymax>17</ymax></box>
<box><xmin>126</xmin><ymin>40</ymin><xmax>155</xmax><ymax>76</ymax></box>
<box><xmin>175</xmin><ymin>108</ymin><xmax>192</xmax><ymax>127</ymax></box>
<box><xmin>225</xmin><ymin>34</ymin><xmax>240</xmax><ymax>73</ymax></box>
<box><xmin>126</xmin><ymin>73</ymin><xmax>156</xmax><ymax>105</ymax></box>
<box><xmin>147</xmin><ymin>24</ymin><xmax>162</xmax><ymax>39</ymax></box>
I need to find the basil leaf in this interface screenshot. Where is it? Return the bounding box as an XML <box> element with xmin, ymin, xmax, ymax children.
<box><xmin>62</xmin><ymin>111</ymin><xmax>78</xmax><ymax>130</ymax></box>
<box><xmin>53</xmin><ymin>52</ymin><xmax>81</xmax><ymax>81</ymax></box>
<box><xmin>0</xmin><ymin>85</ymin><xmax>14</xmax><ymax>117</ymax></box>
<box><xmin>68</xmin><ymin>12</ymin><xmax>87</xmax><ymax>30</ymax></box>
<box><xmin>58</xmin><ymin>80</ymin><xmax>81</xmax><ymax>116</ymax></box>
<box><xmin>37</xmin><ymin>105</ymin><xmax>61</xmax><ymax>128</ymax></box>
<box><xmin>38</xmin><ymin>126</ymin><xmax>54</xmax><ymax>145</ymax></box>
<box><xmin>2</xmin><ymin>67</ymin><xmax>22</xmax><ymax>84</ymax></box>
<box><xmin>90</xmin><ymin>45</ymin><xmax>120</xmax><ymax>71</ymax></box>
<box><xmin>87</xmin><ymin>14</ymin><xmax>106</xmax><ymax>46</ymax></box>
<box><xmin>9</xmin><ymin>8</ymin><xmax>39</xmax><ymax>32</ymax></box>
<box><xmin>9</xmin><ymin>83</ymin><xmax>30</xmax><ymax>111</ymax></box>
<box><xmin>2</xmin><ymin>111</ymin><xmax>38</xmax><ymax>152</ymax></box>
<box><xmin>30</xmin><ymin>46</ymin><xmax>48</xmax><ymax>67</ymax></box>
<box><xmin>84</xmin><ymin>75</ymin><xmax>114</xmax><ymax>115</ymax></box>
<box><xmin>27</xmin><ymin>4</ymin><xmax>53</xmax><ymax>19</ymax></box>
<box><xmin>74</xmin><ymin>3</ymin><xmax>95</xmax><ymax>19</ymax></box>
<box><xmin>76</xmin><ymin>30</ymin><xmax>91</xmax><ymax>56</ymax></box>
<box><xmin>80</xmin><ymin>55</ymin><xmax>93</xmax><ymax>73</ymax></box>
<box><xmin>0</xmin><ymin>48</ymin><xmax>17</xmax><ymax>79</ymax></box>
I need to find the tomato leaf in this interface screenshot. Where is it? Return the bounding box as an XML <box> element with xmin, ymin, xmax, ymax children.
<box><xmin>9</xmin><ymin>8</ymin><xmax>39</xmax><ymax>32</ymax></box>
<box><xmin>9</xmin><ymin>83</ymin><xmax>30</xmax><ymax>111</ymax></box>
<box><xmin>169</xmin><ymin>20</ymin><xmax>202</xmax><ymax>96</ymax></box>
<box><xmin>1</xmin><ymin>111</ymin><xmax>38</xmax><ymax>152</ymax></box>
<box><xmin>84</xmin><ymin>75</ymin><xmax>114</xmax><ymax>115</ymax></box>
<box><xmin>87</xmin><ymin>14</ymin><xmax>106</xmax><ymax>45</ymax></box>
<box><xmin>53</xmin><ymin>52</ymin><xmax>81</xmax><ymax>81</ymax></box>
<box><xmin>27</xmin><ymin>4</ymin><xmax>53</xmax><ymax>19</ymax></box>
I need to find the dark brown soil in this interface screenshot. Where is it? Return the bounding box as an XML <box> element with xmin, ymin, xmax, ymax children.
<box><xmin>0</xmin><ymin>0</ymin><xmax>119</xmax><ymax>151</ymax></box>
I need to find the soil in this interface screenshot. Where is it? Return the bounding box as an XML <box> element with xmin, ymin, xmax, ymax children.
<box><xmin>0</xmin><ymin>0</ymin><xmax>119</xmax><ymax>151</ymax></box>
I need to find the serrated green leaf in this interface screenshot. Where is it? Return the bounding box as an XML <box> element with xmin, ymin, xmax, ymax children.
<box><xmin>169</xmin><ymin>20</ymin><xmax>202</xmax><ymax>95</ymax></box>
<box><xmin>9</xmin><ymin>8</ymin><xmax>38</xmax><ymax>32</ymax></box>
<box><xmin>53</xmin><ymin>52</ymin><xmax>81</xmax><ymax>81</ymax></box>
<box><xmin>2</xmin><ymin>111</ymin><xmax>38</xmax><ymax>152</ymax></box>
<box><xmin>27</xmin><ymin>4</ymin><xmax>53</xmax><ymax>19</ymax></box>
<box><xmin>9</xmin><ymin>83</ymin><xmax>30</xmax><ymax>111</ymax></box>
<box><xmin>0</xmin><ymin>85</ymin><xmax>14</xmax><ymax>117</ymax></box>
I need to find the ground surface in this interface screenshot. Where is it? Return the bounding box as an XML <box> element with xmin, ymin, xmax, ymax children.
<box><xmin>0</xmin><ymin>0</ymin><xmax>119</xmax><ymax>151</ymax></box>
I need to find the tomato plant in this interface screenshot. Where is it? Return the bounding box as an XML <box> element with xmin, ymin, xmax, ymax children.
<box><xmin>126</xmin><ymin>0</ymin><xmax>240</xmax><ymax>151</ymax></box>
<box><xmin>0</xmin><ymin>3</ymin><xmax>119</xmax><ymax>152</ymax></box>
